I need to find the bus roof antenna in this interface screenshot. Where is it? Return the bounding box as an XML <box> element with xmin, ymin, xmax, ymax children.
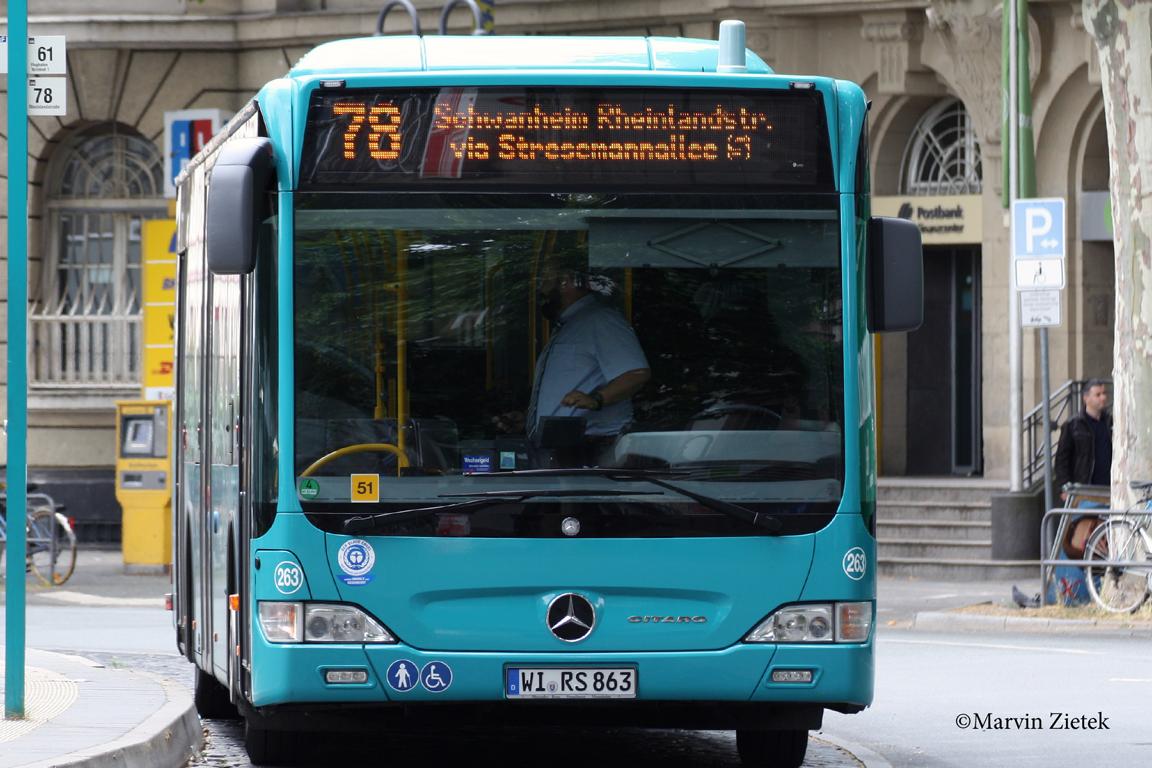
<box><xmin>439</xmin><ymin>0</ymin><xmax>491</xmax><ymax>35</ymax></box>
<box><xmin>375</xmin><ymin>0</ymin><xmax>422</xmax><ymax>36</ymax></box>
<box><xmin>716</xmin><ymin>20</ymin><xmax>747</xmax><ymax>73</ymax></box>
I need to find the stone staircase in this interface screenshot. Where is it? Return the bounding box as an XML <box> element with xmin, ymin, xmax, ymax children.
<box><xmin>877</xmin><ymin>477</ymin><xmax>1039</xmax><ymax>580</ymax></box>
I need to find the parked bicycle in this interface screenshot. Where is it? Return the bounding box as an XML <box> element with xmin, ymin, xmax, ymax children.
<box><xmin>0</xmin><ymin>483</ymin><xmax>78</xmax><ymax>586</ymax></box>
<box><xmin>1082</xmin><ymin>480</ymin><xmax>1152</xmax><ymax>613</ymax></box>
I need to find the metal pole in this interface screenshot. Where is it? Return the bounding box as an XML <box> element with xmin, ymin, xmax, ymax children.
<box><xmin>1040</xmin><ymin>328</ymin><xmax>1053</xmax><ymax>515</ymax></box>
<box><xmin>5</xmin><ymin>0</ymin><xmax>30</xmax><ymax>721</ymax></box>
<box><xmin>1008</xmin><ymin>0</ymin><xmax>1022</xmax><ymax>492</ymax></box>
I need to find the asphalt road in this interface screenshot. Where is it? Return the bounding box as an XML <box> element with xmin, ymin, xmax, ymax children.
<box><xmin>824</xmin><ymin>629</ymin><xmax>1152</xmax><ymax>767</ymax></box>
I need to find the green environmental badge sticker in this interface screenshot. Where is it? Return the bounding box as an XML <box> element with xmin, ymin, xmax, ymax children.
<box><xmin>299</xmin><ymin>478</ymin><xmax>320</xmax><ymax>500</ymax></box>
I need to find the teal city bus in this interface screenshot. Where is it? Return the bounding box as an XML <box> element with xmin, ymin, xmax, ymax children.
<box><xmin>173</xmin><ymin>17</ymin><xmax>921</xmax><ymax>768</ymax></box>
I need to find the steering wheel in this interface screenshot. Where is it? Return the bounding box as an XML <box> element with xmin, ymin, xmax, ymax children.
<box><xmin>300</xmin><ymin>443</ymin><xmax>411</xmax><ymax>478</ymax></box>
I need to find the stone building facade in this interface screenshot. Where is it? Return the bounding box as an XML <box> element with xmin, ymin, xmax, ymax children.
<box><xmin>0</xmin><ymin>0</ymin><xmax>1113</xmax><ymax>537</ymax></box>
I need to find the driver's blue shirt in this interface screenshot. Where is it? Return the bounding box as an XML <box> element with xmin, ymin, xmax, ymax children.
<box><xmin>527</xmin><ymin>295</ymin><xmax>648</xmax><ymax>437</ymax></box>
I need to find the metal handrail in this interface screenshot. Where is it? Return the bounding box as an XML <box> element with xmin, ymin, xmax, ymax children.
<box><xmin>1040</xmin><ymin>504</ymin><xmax>1152</xmax><ymax>607</ymax></box>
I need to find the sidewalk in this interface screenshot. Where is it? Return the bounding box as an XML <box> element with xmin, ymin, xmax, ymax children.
<box><xmin>0</xmin><ymin>649</ymin><xmax>201</xmax><ymax>768</ymax></box>
<box><xmin>879</xmin><ymin>574</ymin><xmax>1152</xmax><ymax>637</ymax></box>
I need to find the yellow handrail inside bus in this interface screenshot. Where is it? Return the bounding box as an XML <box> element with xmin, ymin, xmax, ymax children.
<box><xmin>394</xmin><ymin>231</ymin><xmax>410</xmax><ymax>459</ymax></box>
<box><xmin>300</xmin><ymin>443</ymin><xmax>410</xmax><ymax>477</ymax></box>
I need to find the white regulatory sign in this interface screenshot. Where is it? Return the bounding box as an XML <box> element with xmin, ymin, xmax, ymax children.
<box><xmin>1020</xmin><ymin>289</ymin><xmax>1061</xmax><ymax>327</ymax></box>
<box><xmin>29</xmin><ymin>36</ymin><xmax>67</xmax><ymax>75</ymax></box>
<box><xmin>28</xmin><ymin>77</ymin><xmax>67</xmax><ymax>116</ymax></box>
<box><xmin>1014</xmin><ymin>258</ymin><xmax>1065</xmax><ymax>290</ymax></box>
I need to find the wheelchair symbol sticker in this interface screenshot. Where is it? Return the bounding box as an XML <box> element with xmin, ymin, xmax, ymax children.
<box><xmin>386</xmin><ymin>659</ymin><xmax>419</xmax><ymax>693</ymax></box>
<box><xmin>420</xmin><ymin>661</ymin><xmax>453</xmax><ymax>693</ymax></box>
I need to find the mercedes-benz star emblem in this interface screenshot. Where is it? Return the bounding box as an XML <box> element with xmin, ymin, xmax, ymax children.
<box><xmin>546</xmin><ymin>593</ymin><xmax>596</xmax><ymax>642</ymax></box>
<box><xmin>561</xmin><ymin>517</ymin><xmax>581</xmax><ymax>536</ymax></box>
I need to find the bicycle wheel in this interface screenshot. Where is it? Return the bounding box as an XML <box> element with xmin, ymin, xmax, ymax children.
<box><xmin>27</xmin><ymin>507</ymin><xmax>78</xmax><ymax>586</ymax></box>
<box><xmin>1084</xmin><ymin>520</ymin><xmax>1152</xmax><ymax>613</ymax></box>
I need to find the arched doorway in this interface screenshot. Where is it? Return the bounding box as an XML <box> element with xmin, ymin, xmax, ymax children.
<box><xmin>899</xmin><ymin>99</ymin><xmax>983</xmax><ymax>475</ymax></box>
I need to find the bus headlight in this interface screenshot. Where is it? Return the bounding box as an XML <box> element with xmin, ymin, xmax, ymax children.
<box><xmin>744</xmin><ymin>602</ymin><xmax>872</xmax><ymax>644</ymax></box>
<box><xmin>745</xmin><ymin>605</ymin><xmax>833</xmax><ymax>643</ymax></box>
<box><xmin>258</xmin><ymin>602</ymin><xmax>396</xmax><ymax>644</ymax></box>
<box><xmin>304</xmin><ymin>604</ymin><xmax>395</xmax><ymax>643</ymax></box>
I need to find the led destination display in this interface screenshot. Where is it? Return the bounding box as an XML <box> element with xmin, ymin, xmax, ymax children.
<box><xmin>300</xmin><ymin>87</ymin><xmax>832</xmax><ymax>189</ymax></box>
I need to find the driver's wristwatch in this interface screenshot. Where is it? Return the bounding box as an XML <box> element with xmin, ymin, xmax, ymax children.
<box><xmin>589</xmin><ymin>390</ymin><xmax>604</xmax><ymax>411</ymax></box>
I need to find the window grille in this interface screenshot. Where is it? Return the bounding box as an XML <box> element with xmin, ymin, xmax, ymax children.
<box><xmin>900</xmin><ymin>99</ymin><xmax>983</xmax><ymax>196</ymax></box>
<box><xmin>34</xmin><ymin>128</ymin><xmax>166</xmax><ymax>388</ymax></box>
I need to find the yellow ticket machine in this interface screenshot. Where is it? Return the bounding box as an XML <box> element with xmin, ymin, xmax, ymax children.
<box><xmin>115</xmin><ymin>400</ymin><xmax>172</xmax><ymax>568</ymax></box>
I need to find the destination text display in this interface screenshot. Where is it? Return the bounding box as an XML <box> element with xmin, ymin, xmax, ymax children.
<box><xmin>300</xmin><ymin>87</ymin><xmax>831</xmax><ymax>189</ymax></box>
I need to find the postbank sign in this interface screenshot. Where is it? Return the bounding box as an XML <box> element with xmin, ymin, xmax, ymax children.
<box><xmin>872</xmin><ymin>194</ymin><xmax>983</xmax><ymax>245</ymax></box>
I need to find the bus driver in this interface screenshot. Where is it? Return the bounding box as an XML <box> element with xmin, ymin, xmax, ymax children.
<box><xmin>507</xmin><ymin>262</ymin><xmax>650</xmax><ymax>465</ymax></box>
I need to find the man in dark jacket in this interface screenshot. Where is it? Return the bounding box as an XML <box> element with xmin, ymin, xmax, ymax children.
<box><xmin>1053</xmin><ymin>379</ymin><xmax>1112</xmax><ymax>500</ymax></box>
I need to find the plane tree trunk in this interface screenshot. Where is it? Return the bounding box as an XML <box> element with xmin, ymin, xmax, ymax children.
<box><xmin>1083</xmin><ymin>0</ymin><xmax>1152</xmax><ymax>508</ymax></box>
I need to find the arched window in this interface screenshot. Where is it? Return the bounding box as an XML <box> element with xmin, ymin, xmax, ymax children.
<box><xmin>35</xmin><ymin>127</ymin><xmax>166</xmax><ymax>387</ymax></box>
<box><xmin>900</xmin><ymin>99</ymin><xmax>983</xmax><ymax>195</ymax></box>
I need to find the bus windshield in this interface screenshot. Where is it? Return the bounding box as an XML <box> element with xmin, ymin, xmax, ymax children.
<box><xmin>294</xmin><ymin>192</ymin><xmax>844</xmax><ymax>536</ymax></box>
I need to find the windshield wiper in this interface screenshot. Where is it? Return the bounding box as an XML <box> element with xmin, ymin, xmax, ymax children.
<box><xmin>342</xmin><ymin>488</ymin><xmax>650</xmax><ymax>534</ymax></box>
<box><xmin>471</xmin><ymin>468</ymin><xmax>783</xmax><ymax>533</ymax></box>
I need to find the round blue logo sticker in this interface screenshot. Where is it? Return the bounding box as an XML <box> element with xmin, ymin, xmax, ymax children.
<box><xmin>337</xmin><ymin>539</ymin><xmax>375</xmax><ymax>586</ymax></box>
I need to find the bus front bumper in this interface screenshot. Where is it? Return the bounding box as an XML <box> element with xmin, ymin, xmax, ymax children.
<box><xmin>247</xmin><ymin>639</ymin><xmax>873</xmax><ymax>726</ymax></box>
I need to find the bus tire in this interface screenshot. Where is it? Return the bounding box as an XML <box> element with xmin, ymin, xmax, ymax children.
<box><xmin>194</xmin><ymin>667</ymin><xmax>239</xmax><ymax>719</ymax></box>
<box><xmin>736</xmin><ymin>728</ymin><xmax>808</xmax><ymax>768</ymax></box>
<box><xmin>244</xmin><ymin>719</ymin><xmax>298</xmax><ymax>766</ymax></box>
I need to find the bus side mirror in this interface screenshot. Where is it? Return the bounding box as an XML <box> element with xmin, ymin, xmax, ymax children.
<box><xmin>866</xmin><ymin>216</ymin><xmax>923</xmax><ymax>333</ymax></box>
<box><xmin>206</xmin><ymin>137</ymin><xmax>274</xmax><ymax>275</ymax></box>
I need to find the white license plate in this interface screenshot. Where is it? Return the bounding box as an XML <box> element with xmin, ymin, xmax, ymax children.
<box><xmin>506</xmin><ymin>667</ymin><xmax>637</xmax><ymax>699</ymax></box>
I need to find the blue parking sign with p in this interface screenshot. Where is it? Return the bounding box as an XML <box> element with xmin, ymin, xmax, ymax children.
<box><xmin>1012</xmin><ymin>198</ymin><xmax>1066</xmax><ymax>259</ymax></box>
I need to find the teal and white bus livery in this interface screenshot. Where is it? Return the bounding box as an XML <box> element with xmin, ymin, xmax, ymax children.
<box><xmin>172</xmin><ymin>16</ymin><xmax>922</xmax><ymax>768</ymax></box>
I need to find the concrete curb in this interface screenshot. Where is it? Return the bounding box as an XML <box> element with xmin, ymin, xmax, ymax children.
<box><xmin>912</xmin><ymin>610</ymin><xmax>1152</xmax><ymax>637</ymax></box>
<box><xmin>814</xmin><ymin>731</ymin><xmax>893</xmax><ymax>768</ymax></box>
<box><xmin>20</xmin><ymin>671</ymin><xmax>203</xmax><ymax>768</ymax></box>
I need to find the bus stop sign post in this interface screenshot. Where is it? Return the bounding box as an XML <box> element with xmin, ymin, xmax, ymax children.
<box><xmin>5</xmin><ymin>0</ymin><xmax>30</xmax><ymax>721</ymax></box>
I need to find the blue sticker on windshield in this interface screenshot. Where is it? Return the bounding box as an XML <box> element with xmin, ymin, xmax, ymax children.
<box><xmin>463</xmin><ymin>455</ymin><xmax>492</xmax><ymax>473</ymax></box>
